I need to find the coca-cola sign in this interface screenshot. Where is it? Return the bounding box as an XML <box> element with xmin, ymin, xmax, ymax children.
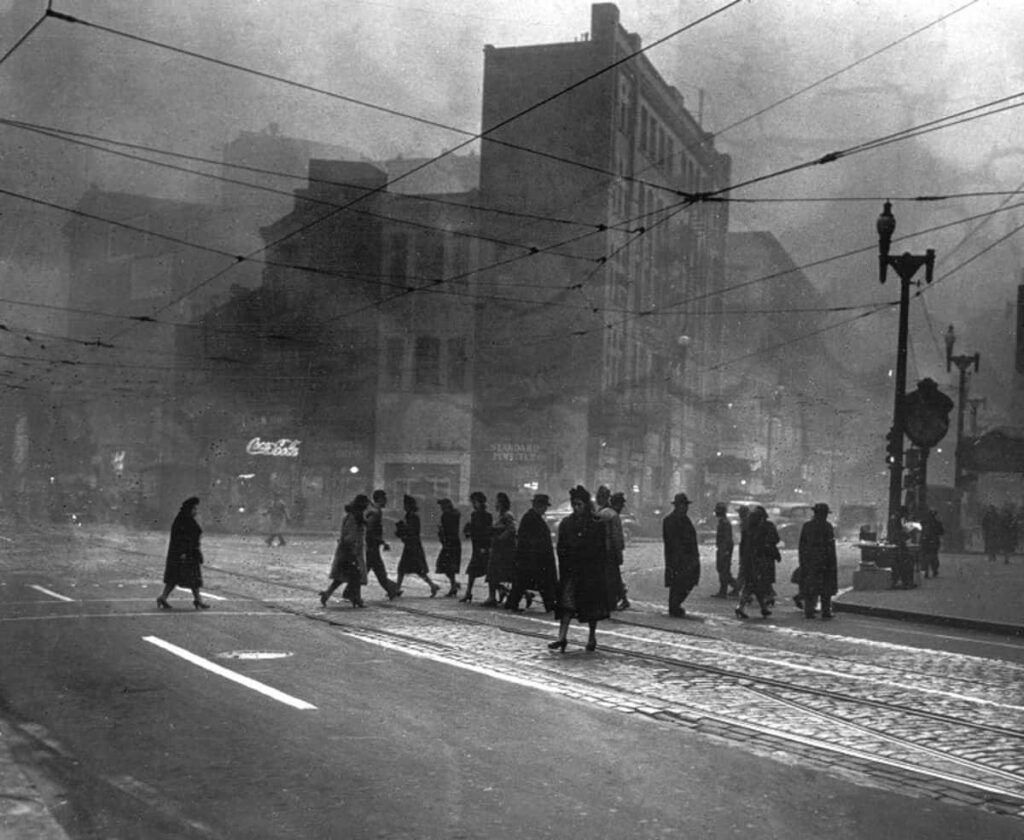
<box><xmin>246</xmin><ymin>437</ymin><xmax>301</xmax><ymax>458</ymax></box>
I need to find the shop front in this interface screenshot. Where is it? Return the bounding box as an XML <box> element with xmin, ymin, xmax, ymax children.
<box><xmin>202</xmin><ymin>430</ymin><xmax>371</xmax><ymax>534</ymax></box>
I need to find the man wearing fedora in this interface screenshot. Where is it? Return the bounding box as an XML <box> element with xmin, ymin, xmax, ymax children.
<box><xmin>797</xmin><ymin>502</ymin><xmax>837</xmax><ymax>619</ymax></box>
<box><xmin>663</xmin><ymin>492</ymin><xmax>700</xmax><ymax>617</ymax></box>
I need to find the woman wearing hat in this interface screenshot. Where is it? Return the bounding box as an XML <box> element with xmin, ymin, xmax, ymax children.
<box><xmin>396</xmin><ymin>495</ymin><xmax>441</xmax><ymax>597</ymax></box>
<box><xmin>435</xmin><ymin>498</ymin><xmax>463</xmax><ymax>597</ymax></box>
<box><xmin>460</xmin><ymin>491</ymin><xmax>492</xmax><ymax>603</ymax></box>
<box><xmin>320</xmin><ymin>494</ymin><xmax>371</xmax><ymax>608</ymax></box>
<box><xmin>549</xmin><ymin>485</ymin><xmax>610</xmax><ymax>652</ymax></box>
<box><xmin>157</xmin><ymin>496</ymin><xmax>210</xmax><ymax>610</ymax></box>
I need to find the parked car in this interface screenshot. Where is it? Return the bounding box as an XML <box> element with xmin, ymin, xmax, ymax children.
<box><xmin>543</xmin><ymin>502</ymin><xmax>638</xmax><ymax>545</ymax></box>
<box><xmin>764</xmin><ymin>502</ymin><xmax>816</xmax><ymax>549</ymax></box>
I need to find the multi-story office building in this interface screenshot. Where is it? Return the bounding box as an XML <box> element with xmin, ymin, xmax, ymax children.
<box><xmin>474</xmin><ymin>2</ymin><xmax>731</xmax><ymax>510</ymax></box>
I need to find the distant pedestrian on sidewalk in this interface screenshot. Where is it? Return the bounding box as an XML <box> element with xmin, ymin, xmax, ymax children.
<box><xmin>395</xmin><ymin>495</ymin><xmax>441</xmax><ymax>597</ymax></box>
<box><xmin>610</xmin><ymin>492</ymin><xmax>630</xmax><ymax>609</ymax></box>
<box><xmin>506</xmin><ymin>493</ymin><xmax>558</xmax><ymax>613</ymax></box>
<box><xmin>157</xmin><ymin>496</ymin><xmax>210</xmax><ymax>611</ymax></box>
<box><xmin>460</xmin><ymin>491</ymin><xmax>492</xmax><ymax>604</ymax></box>
<box><xmin>320</xmin><ymin>494</ymin><xmax>370</xmax><ymax>608</ymax></box>
<box><xmin>736</xmin><ymin>506</ymin><xmax>780</xmax><ymax>619</ymax></box>
<box><xmin>797</xmin><ymin>503</ymin><xmax>837</xmax><ymax>619</ymax></box>
<box><xmin>663</xmin><ymin>493</ymin><xmax>700</xmax><ymax>617</ymax></box>
<box><xmin>264</xmin><ymin>495</ymin><xmax>290</xmax><ymax>547</ymax></box>
<box><xmin>549</xmin><ymin>485</ymin><xmax>609</xmax><ymax>653</ymax></box>
<box><xmin>919</xmin><ymin>509</ymin><xmax>944</xmax><ymax>578</ymax></box>
<box><xmin>596</xmin><ymin>485</ymin><xmax>626</xmax><ymax>612</ymax></box>
<box><xmin>711</xmin><ymin>502</ymin><xmax>738</xmax><ymax>598</ymax></box>
<box><xmin>435</xmin><ymin>498</ymin><xmax>462</xmax><ymax>597</ymax></box>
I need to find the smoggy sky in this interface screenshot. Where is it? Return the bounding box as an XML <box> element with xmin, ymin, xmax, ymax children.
<box><xmin>1</xmin><ymin>0</ymin><xmax>1022</xmax><ymax>419</ymax></box>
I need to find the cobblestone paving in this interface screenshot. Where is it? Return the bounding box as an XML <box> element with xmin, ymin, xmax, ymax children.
<box><xmin>30</xmin><ymin>526</ymin><xmax>1024</xmax><ymax>820</ymax></box>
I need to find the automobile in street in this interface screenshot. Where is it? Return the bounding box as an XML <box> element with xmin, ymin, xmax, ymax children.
<box><xmin>543</xmin><ymin>501</ymin><xmax>639</xmax><ymax>544</ymax></box>
<box><xmin>764</xmin><ymin>502</ymin><xmax>816</xmax><ymax>549</ymax></box>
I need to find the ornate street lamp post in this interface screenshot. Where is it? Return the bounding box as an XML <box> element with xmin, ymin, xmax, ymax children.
<box><xmin>876</xmin><ymin>202</ymin><xmax>935</xmax><ymax>545</ymax></box>
<box><xmin>944</xmin><ymin>325</ymin><xmax>980</xmax><ymax>492</ymax></box>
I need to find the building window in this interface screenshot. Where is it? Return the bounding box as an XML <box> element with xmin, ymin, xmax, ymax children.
<box><xmin>414</xmin><ymin>335</ymin><xmax>441</xmax><ymax>388</ymax></box>
<box><xmin>639</xmin><ymin>105</ymin><xmax>648</xmax><ymax>152</ymax></box>
<box><xmin>446</xmin><ymin>337</ymin><xmax>467</xmax><ymax>390</ymax></box>
<box><xmin>386</xmin><ymin>337</ymin><xmax>405</xmax><ymax>389</ymax></box>
<box><xmin>416</xmin><ymin>232</ymin><xmax>445</xmax><ymax>280</ymax></box>
<box><xmin>388</xmin><ymin>234</ymin><xmax>408</xmax><ymax>281</ymax></box>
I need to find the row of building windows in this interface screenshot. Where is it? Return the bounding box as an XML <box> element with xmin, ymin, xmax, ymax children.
<box><xmin>385</xmin><ymin>335</ymin><xmax>468</xmax><ymax>392</ymax></box>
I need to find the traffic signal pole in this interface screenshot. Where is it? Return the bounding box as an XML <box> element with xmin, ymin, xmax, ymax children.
<box><xmin>876</xmin><ymin>202</ymin><xmax>935</xmax><ymax>545</ymax></box>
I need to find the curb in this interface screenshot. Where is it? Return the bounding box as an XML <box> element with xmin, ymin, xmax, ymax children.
<box><xmin>831</xmin><ymin>600</ymin><xmax>1024</xmax><ymax>637</ymax></box>
<box><xmin>0</xmin><ymin>724</ymin><xmax>70</xmax><ymax>840</ymax></box>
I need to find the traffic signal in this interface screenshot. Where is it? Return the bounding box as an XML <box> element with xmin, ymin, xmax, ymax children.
<box><xmin>885</xmin><ymin>427</ymin><xmax>903</xmax><ymax>465</ymax></box>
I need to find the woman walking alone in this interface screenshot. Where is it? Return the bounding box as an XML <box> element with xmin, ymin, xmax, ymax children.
<box><xmin>549</xmin><ymin>485</ymin><xmax>610</xmax><ymax>653</ymax></box>
<box><xmin>435</xmin><ymin>498</ymin><xmax>463</xmax><ymax>597</ymax></box>
<box><xmin>320</xmin><ymin>494</ymin><xmax>371</xmax><ymax>608</ymax></box>
<box><xmin>157</xmin><ymin>496</ymin><xmax>210</xmax><ymax>610</ymax></box>
<box><xmin>396</xmin><ymin>495</ymin><xmax>441</xmax><ymax>597</ymax></box>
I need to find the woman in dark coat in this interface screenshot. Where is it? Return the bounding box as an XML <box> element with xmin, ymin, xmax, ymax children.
<box><xmin>460</xmin><ymin>491</ymin><xmax>492</xmax><ymax>603</ymax></box>
<box><xmin>396</xmin><ymin>495</ymin><xmax>440</xmax><ymax>597</ymax></box>
<box><xmin>157</xmin><ymin>496</ymin><xmax>209</xmax><ymax>610</ymax></box>
<box><xmin>320</xmin><ymin>494</ymin><xmax>370</xmax><ymax>608</ymax></box>
<box><xmin>485</xmin><ymin>492</ymin><xmax>517</xmax><ymax>606</ymax></box>
<box><xmin>736</xmin><ymin>505</ymin><xmax>781</xmax><ymax>619</ymax></box>
<box><xmin>435</xmin><ymin>498</ymin><xmax>462</xmax><ymax>597</ymax></box>
<box><xmin>550</xmin><ymin>485</ymin><xmax>610</xmax><ymax>652</ymax></box>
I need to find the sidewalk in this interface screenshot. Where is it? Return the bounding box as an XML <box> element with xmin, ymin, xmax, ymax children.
<box><xmin>834</xmin><ymin>552</ymin><xmax>1024</xmax><ymax>636</ymax></box>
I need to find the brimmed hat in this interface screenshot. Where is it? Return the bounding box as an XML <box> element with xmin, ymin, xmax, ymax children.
<box><xmin>469</xmin><ymin>491</ymin><xmax>487</xmax><ymax>504</ymax></box>
<box><xmin>532</xmin><ymin>493</ymin><xmax>551</xmax><ymax>506</ymax></box>
<box><xmin>714</xmin><ymin>501</ymin><xmax>727</xmax><ymax>515</ymax></box>
<box><xmin>610</xmin><ymin>491</ymin><xmax>626</xmax><ymax>506</ymax></box>
<box><xmin>813</xmin><ymin>502</ymin><xmax>830</xmax><ymax>515</ymax></box>
<box><xmin>672</xmin><ymin>493</ymin><xmax>690</xmax><ymax>506</ymax></box>
<box><xmin>437</xmin><ymin>498</ymin><xmax>453</xmax><ymax>508</ymax></box>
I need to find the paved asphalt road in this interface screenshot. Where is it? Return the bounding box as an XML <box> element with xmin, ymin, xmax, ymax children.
<box><xmin>1</xmin><ymin>524</ymin><xmax>1022</xmax><ymax>839</ymax></box>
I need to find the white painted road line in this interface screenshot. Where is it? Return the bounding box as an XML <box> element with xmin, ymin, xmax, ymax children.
<box><xmin>27</xmin><ymin>584</ymin><xmax>74</xmax><ymax>602</ymax></box>
<box><xmin>178</xmin><ymin>589</ymin><xmax>227</xmax><ymax>601</ymax></box>
<box><xmin>142</xmin><ymin>636</ymin><xmax>317</xmax><ymax>711</ymax></box>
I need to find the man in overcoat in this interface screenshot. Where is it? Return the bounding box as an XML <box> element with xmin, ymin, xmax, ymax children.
<box><xmin>797</xmin><ymin>502</ymin><xmax>837</xmax><ymax>619</ymax></box>
<box><xmin>505</xmin><ymin>493</ymin><xmax>558</xmax><ymax>612</ymax></box>
<box><xmin>663</xmin><ymin>493</ymin><xmax>700</xmax><ymax>617</ymax></box>
<box><xmin>365</xmin><ymin>489</ymin><xmax>401</xmax><ymax>600</ymax></box>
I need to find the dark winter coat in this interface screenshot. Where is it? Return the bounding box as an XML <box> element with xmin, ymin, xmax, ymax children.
<box><xmin>488</xmin><ymin>510</ymin><xmax>517</xmax><ymax>585</ymax></box>
<box><xmin>435</xmin><ymin>509</ymin><xmax>462</xmax><ymax>575</ymax></box>
<box><xmin>330</xmin><ymin>512</ymin><xmax>367</xmax><ymax>584</ymax></box>
<box><xmin>396</xmin><ymin>511</ymin><xmax>428</xmax><ymax>576</ymax></box>
<box><xmin>746</xmin><ymin>518</ymin><xmax>781</xmax><ymax>594</ymax></box>
<box><xmin>513</xmin><ymin>508</ymin><xmax>557</xmax><ymax>594</ymax></box>
<box><xmin>556</xmin><ymin>511</ymin><xmax>610</xmax><ymax>623</ymax></box>
<box><xmin>797</xmin><ymin>516</ymin><xmax>837</xmax><ymax>597</ymax></box>
<box><xmin>464</xmin><ymin>509</ymin><xmax>493</xmax><ymax>577</ymax></box>
<box><xmin>662</xmin><ymin>509</ymin><xmax>700</xmax><ymax>590</ymax></box>
<box><xmin>163</xmin><ymin>510</ymin><xmax>204</xmax><ymax>589</ymax></box>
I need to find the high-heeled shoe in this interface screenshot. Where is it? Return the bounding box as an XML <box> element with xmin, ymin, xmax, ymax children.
<box><xmin>156</xmin><ymin>597</ymin><xmax>172</xmax><ymax>610</ymax></box>
<box><xmin>735</xmin><ymin>607</ymin><xmax>748</xmax><ymax>620</ymax></box>
<box><xmin>318</xmin><ymin>590</ymin><xmax>329</xmax><ymax>607</ymax></box>
<box><xmin>547</xmin><ymin>638</ymin><xmax>567</xmax><ymax>653</ymax></box>
<box><xmin>193</xmin><ymin>599</ymin><xmax>211</xmax><ymax>610</ymax></box>
<box><xmin>429</xmin><ymin>583</ymin><xmax>440</xmax><ymax>598</ymax></box>
<box><xmin>524</xmin><ymin>591</ymin><xmax>534</xmax><ymax>609</ymax></box>
<box><xmin>459</xmin><ymin>592</ymin><xmax>473</xmax><ymax>603</ymax></box>
<box><xmin>585</xmin><ymin>639</ymin><xmax>597</xmax><ymax>653</ymax></box>
<box><xmin>446</xmin><ymin>582</ymin><xmax>461</xmax><ymax>598</ymax></box>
